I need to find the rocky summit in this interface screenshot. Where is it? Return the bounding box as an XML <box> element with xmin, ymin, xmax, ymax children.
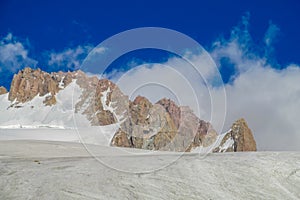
<box><xmin>2</xmin><ymin>67</ymin><xmax>257</xmax><ymax>152</ymax></box>
<box><xmin>213</xmin><ymin>118</ymin><xmax>257</xmax><ymax>152</ymax></box>
<box><xmin>8</xmin><ymin>67</ymin><xmax>75</xmax><ymax>106</ymax></box>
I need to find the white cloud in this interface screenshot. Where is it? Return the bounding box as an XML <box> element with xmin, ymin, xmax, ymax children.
<box><xmin>0</xmin><ymin>33</ymin><xmax>37</xmax><ymax>73</ymax></box>
<box><xmin>47</xmin><ymin>45</ymin><xmax>95</xmax><ymax>70</ymax></box>
<box><xmin>264</xmin><ymin>22</ymin><xmax>280</xmax><ymax>59</ymax></box>
<box><xmin>90</xmin><ymin>46</ymin><xmax>106</xmax><ymax>54</ymax></box>
<box><xmin>264</xmin><ymin>22</ymin><xmax>280</xmax><ymax>47</ymax></box>
<box><xmin>0</xmin><ymin>33</ymin><xmax>96</xmax><ymax>74</ymax></box>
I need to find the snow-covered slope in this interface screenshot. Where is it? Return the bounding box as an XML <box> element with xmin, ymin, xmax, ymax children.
<box><xmin>0</xmin><ymin>140</ymin><xmax>299</xmax><ymax>200</ymax></box>
<box><xmin>0</xmin><ymin>80</ymin><xmax>119</xmax><ymax>146</ymax></box>
<box><xmin>0</xmin><ymin>126</ymin><xmax>118</xmax><ymax>146</ymax></box>
<box><xmin>0</xmin><ymin>80</ymin><xmax>89</xmax><ymax>129</ymax></box>
<box><xmin>191</xmin><ymin>129</ymin><xmax>230</xmax><ymax>153</ymax></box>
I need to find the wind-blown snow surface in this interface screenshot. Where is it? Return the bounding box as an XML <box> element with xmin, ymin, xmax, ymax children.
<box><xmin>0</xmin><ymin>140</ymin><xmax>299</xmax><ymax>200</ymax></box>
<box><xmin>0</xmin><ymin>126</ymin><xmax>118</xmax><ymax>146</ymax></box>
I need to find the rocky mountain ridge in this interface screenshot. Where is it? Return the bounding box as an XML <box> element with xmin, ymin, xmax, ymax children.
<box><xmin>0</xmin><ymin>67</ymin><xmax>257</xmax><ymax>152</ymax></box>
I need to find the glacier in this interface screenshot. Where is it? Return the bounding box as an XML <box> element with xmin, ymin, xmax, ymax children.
<box><xmin>0</xmin><ymin>140</ymin><xmax>299</xmax><ymax>199</ymax></box>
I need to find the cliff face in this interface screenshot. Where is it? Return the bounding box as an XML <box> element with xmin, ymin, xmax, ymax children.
<box><xmin>110</xmin><ymin>97</ymin><xmax>218</xmax><ymax>152</ymax></box>
<box><xmin>231</xmin><ymin>118</ymin><xmax>257</xmax><ymax>151</ymax></box>
<box><xmin>8</xmin><ymin>67</ymin><xmax>75</xmax><ymax>106</ymax></box>
<box><xmin>213</xmin><ymin>118</ymin><xmax>257</xmax><ymax>152</ymax></box>
<box><xmin>6</xmin><ymin>67</ymin><xmax>127</xmax><ymax>126</ymax></box>
<box><xmin>4</xmin><ymin>67</ymin><xmax>257</xmax><ymax>152</ymax></box>
<box><xmin>156</xmin><ymin>98</ymin><xmax>217</xmax><ymax>149</ymax></box>
<box><xmin>111</xmin><ymin>96</ymin><xmax>180</xmax><ymax>151</ymax></box>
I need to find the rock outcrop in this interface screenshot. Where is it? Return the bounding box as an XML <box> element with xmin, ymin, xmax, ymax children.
<box><xmin>75</xmin><ymin>75</ymin><xmax>129</xmax><ymax>126</ymax></box>
<box><xmin>156</xmin><ymin>98</ymin><xmax>217</xmax><ymax>150</ymax></box>
<box><xmin>0</xmin><ymin>86</ymin><xmax>7</xmax><ymax>95</ymax></box>
<box><xmin>111</xmin><ymin>97</ymin><xmax>218</xmax><ymax>152</ymax></box>
<box><xmin>111</xmin><ymin>96</ymin><xmax>179</xmax><ymax>151</ymax></box>
<box><xmin>7</xmin><ymin>67</ymin><xmax>127</xmax><ymax>125</ymax></box>
<box><xmin>213</xmin><ymin>118</ymin><xmax>257</xmax><ymax>152</ymax></box>
<box><xmin>8</xmin><ymin>67</ymin><xmax>76</xmax><ymax>106</ymax></box>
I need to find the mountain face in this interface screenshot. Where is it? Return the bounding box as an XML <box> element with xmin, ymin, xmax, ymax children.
<box><xmin>111</xmin><ymin>96</ymin><xmax>218</xmax><ymax>151</ymax></box>
<box><xmin>213</xmin><ymin>118</ymin><xmax>257</xmax><ymax>152</ymax></box>
<box><xmin>0</xmin><ymin>67</ymin><xmax>257</xmax><ymax>152</ymax></box>
<box><xmin>9</xmin><ymin>67</ymin><xmax>74</xmax><ymax>106</ymax></box>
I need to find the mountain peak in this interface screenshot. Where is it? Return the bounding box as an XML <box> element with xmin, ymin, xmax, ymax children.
<box><xmin>133</xmin><ymin>95</ymin><xmax>151</xmax><ymax>105</ymax></box>
<box><xmin>213</xmin><ymin>118</ymin><xmax>257</xmax><ymax>152</ymax></box>
<box><xmin>8</xmin><ymin>67</ymin><xmax>77</xmax><ymax>105</ymax></box>
<box><xmin>231</xmin><ymin>118</ymin><xmax>257</xmax><ymax>151</ymax></box>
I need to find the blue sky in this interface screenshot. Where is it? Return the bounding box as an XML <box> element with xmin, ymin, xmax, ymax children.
<box><xmin>0</xmin><ymin>0</ymin><xmax>299</xmax><ymax>88</ymax></box>
<box><xmin>0</xmin><ymin>0</ymin><xmax>300</xmax><ymax>149</ymax></box>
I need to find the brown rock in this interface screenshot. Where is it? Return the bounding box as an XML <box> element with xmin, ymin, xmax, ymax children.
<box><xmin>232</xmin><ymin>118</ymin><xmax>257</xmax><ymax>151</ymax></box>
<box><xmin>110</xmin><ymin>129</ymin><xmax>131</xmax><ymax>148</ymax></box>
<box><xmin>156</xmin><ymin>98</ymin><xmax>181</xmax><ymax>128</ymax></box>
<box><xmin>90</xmin><ymin>79</ymin><xmax>118</xmax><ymax>125</ymax></box>
<box><xmin>111</xmin><ymin>96</ymin><xmax>217</xmax><ymax>152</ymax></box>
<box><xmin>157</xmin><ymin>98</ymin><xmax>217</xmax><ymax>149</ymax></box>
<box><xmin>8</xmin><ymin>67</ymin><xmax>75</xmax><ymax>106</ymax></box>
<box><xmin>62</xmin><ymin>72</ymin><xmax>73</xmax><ymax>86</ymax></box>
<box><xmin>196</xmin><ymin>120</ymin><xmax>218</xmax><ymax>147</ymax></box>
<box><xmin>75</xmin><ymin>75</ymin><xmax>129</xmax><ymax>126</ymax></box>
<box><xmin>213</xmin><ymin>118</ymin><xmax>257</xmax><ymax>152</ymax></box>
<box><xmin>148</xmin><ymin>113</ymin><xmax>177</xmax><ymax>151</ymax></box>
<box><xmin>6</xmin><ymin>67</ymin><xmax>127</xmax><ymax>124</ymax></box>
<box><xmin>0</xmin><ymin>86</ymin><xmax>7</xmax><ymax>95</ymax></box>
<box><xmin>43</xmin><ymin>95</ymin><xmax>57</xmax><ymax>106</ymax></box>
<box><xmin>111</xmin><ymin>96</ymin><xmax>180</xmax><ymax>151</ymax></box>
<box><xmin>130</xmin><ymin>95</ymin><xmax>153</xmax><ymax>125</ymax></box>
